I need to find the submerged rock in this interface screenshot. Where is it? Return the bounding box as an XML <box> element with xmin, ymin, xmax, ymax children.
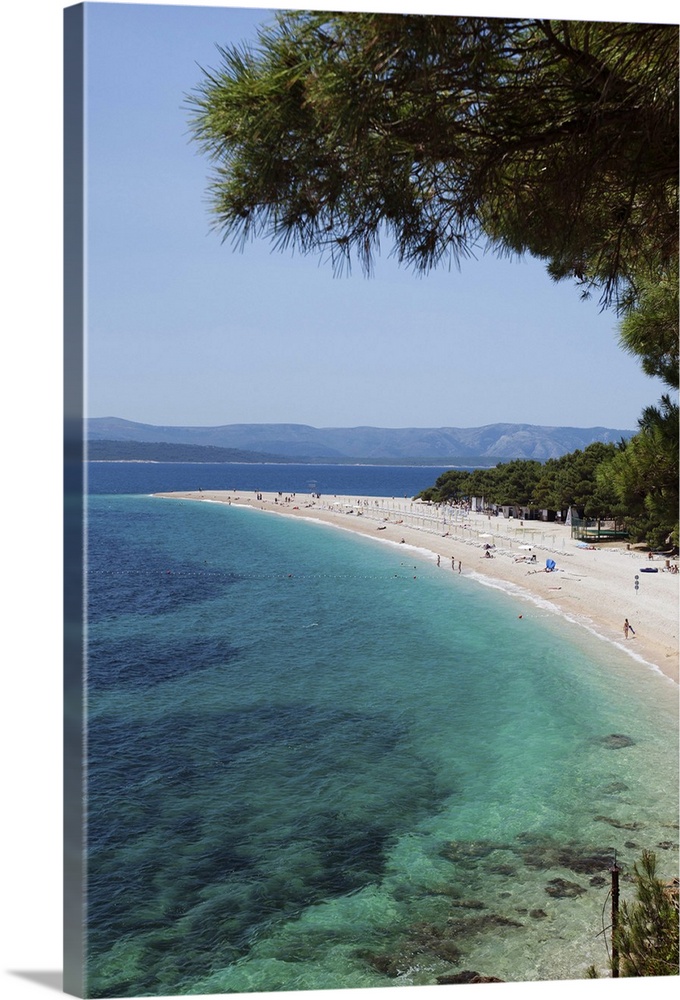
<box><xmin>563</xmin><ymin>850</ymin><xmax>614</xmax><ymax>874</ymax></box>
<box><xmin>359</xmin><ymin>938</ymin><xmax>462</xmax><ymax>979</ymax></box>
<box><xmin>424</xmin><ymin>884</ymin><xmax>465</xmax><ymax>900</ymax></box>
<box><xmin>593</xmin><ymin>733</ymin><xmax>637</xmax><ymax>749</ymax></box>
<box><xmin>357</xmin><ymin>951</ymin><xmax>404</xmax><ymax>978</ymax></box>
<box><xmin>430</xmin><ymin>939</ymin><xmax>464</xmax><ymax>964</ymax></box>
<box><xmin>361</xmin><ymin>904</ymin><xmax>521</xmax><ymax>984</ymax></box>
<box><xmin>545</xmin><ymin>878</ymin><xmax>587</xmax><ymax>898</ymax></box>
<box><xmin>602</xmin><ymin>782</ymin><xmax>630</xmax><ymax>794</ymax></box>
<box><xmin>440</xmin><ymin>839</ymin><xmax>510</xmax><ymax>865</ymax></box>
<box><xmin>437</xmin><ymin>971</ymin><xmax>505</xmax><ymax>984</ymax></box>
<box><xmin>515</xmin><ymin>832</ymin><xmax>614</xmax><ymax>875</ymax></box>
<box><xmin>594</xmin><ymin>815</ymin><xmax>641</xmax><ymax>830</ymax></box>
<box><xmin>446</xmin><ymin>913</ymin><xmax>524</xmax><ymax>934</ymax></box>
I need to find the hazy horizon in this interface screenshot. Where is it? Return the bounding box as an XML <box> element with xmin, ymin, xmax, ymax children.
<box><xmin>90</xmin><ymin>414</ymin><xmax>636</xmax><ymax>431</ymax></box>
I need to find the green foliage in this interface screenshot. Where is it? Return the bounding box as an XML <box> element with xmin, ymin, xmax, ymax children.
<box><xmin>420</xmin><ymin>461</ymin><xmax>541</xmax><ymax>507</ymax></box>
<box><xmin>532</xmin><ymin>443</ymin><xmax>620</xmax><ymax>516</ymax></box>
<box><xmin>421</xmin><ymin>431</ymin><xmax>678</xmax><ymax>546</ymax></box>
<box><xmin>613</xmin><ymin>851</ymin><xmax>679</xmax><ymax>977</ymax></box>
<box><xmin>188</xmin><ymin>13</ymin><xmax>678</xmax><ymax>308</ymax></box>
<box><xmin>420</xmin><ymin>443</ymin><xmax>621</xmax><ymax>518</ymax></box>
<box><xmin>618</xmin><ymin>259</ymin><xmax>679</xmax><ymax>391</ymax></box>
<box><xmin>596</xmin><ymin>395</ymin><xmax>679</xmax><ymax>547</ymax></box>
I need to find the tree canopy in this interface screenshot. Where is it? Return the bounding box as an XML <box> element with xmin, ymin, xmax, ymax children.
<box><xmin>188</xmin><ymin>12</ymin><xmax>678</xmax><ymax>308</ymax></box>
<box><xmin>586</xmin><ymin>850</ymin><xmax>679</xmax><ymax>979</ymax></box>
<box><xmin>618</xmin><ymin>257</ymin><xmax>679</xmax><ymax>390</ymax></box>
<box><xmin>417</xmin><ymin>432</ymin><xmax>677</xmax><ymax>547</ymax></box>
<box><xmin>613</xmin><ymin>850</ymin><xmax>679</xmax><ymax>977</ymax></box>
<box><xmin>418</xmin><ymin>443</ymin><xmax>621</xmax><ymax>519</ymax></box>
<box><xmin>596</xmin><ymin>394</ymin><xmax>679</xmax><ymax>547</ymax></box>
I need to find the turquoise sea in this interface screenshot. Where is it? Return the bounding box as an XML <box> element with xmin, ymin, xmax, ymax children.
<box><xmin>84</xmin><ymin>464</ymin><xmax>678</xmax><ymax>997</ymax></box>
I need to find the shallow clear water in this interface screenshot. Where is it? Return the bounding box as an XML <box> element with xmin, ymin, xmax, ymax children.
<box><xmin>85</xmin><ymin>491</ymin><xmax>678</xmax><ymax>996</ymax></box>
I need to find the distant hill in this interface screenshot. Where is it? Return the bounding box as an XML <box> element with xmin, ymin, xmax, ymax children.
<box><xmin>87</xmin><ymin>417</ymin><xmax>633</xmax><ymax>463</ymax></box>
<box><xmin>87</xmin><ymin>439</ymin><xmax>290</xmax><ymax>464</ymax></box>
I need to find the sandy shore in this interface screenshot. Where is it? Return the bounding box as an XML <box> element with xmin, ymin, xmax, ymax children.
<box><xmin>154</xmin><ymin>489</ymin><xmax>679</xmax><ymax>688</ymax></box>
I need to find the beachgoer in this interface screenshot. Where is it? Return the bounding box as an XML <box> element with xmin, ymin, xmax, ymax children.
<box><xmin>624</xmin><ymin>618</ymin><xmax>635</xmax><ymax>638</ymax></box>
<box><xmin>458</xmin><ymin>561</ymin><xmax>462</xmax><ymax>573</ymax></box>
<box><xmin>437</xmin><ymin>554</ymin><xmax>441</xmax><ymax>567</ymax></box>
<box><xmin>452</xmin><ymin>556</ymin><xmax>455</xmax><ymax>570</ymax></box>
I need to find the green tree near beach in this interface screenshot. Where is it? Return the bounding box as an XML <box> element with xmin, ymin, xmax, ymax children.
<box><xmin>417</xmin><ymin>436</ymin><xmax>677</xmax><ymax>546</ymax></box>
<box><xmin>596</xmin><ymin>257</ymin><xmax>679</xmax><ymax>547</ymax></box>
<box><xmin>427</xmin><ymin>459</ymin><xmax>544</xmax><ymax>509</ymax></box>
<box><xmin>618</xmin><ymin>259</ymin><xmax>680</xmax><ymax>390</ymax></box>
<box><xmin>587</xmin><ymin>850</ymin><xmax>679</xmax><ymax>978</ymax></box>
<box><xmin>529</xmin><ymin>442</ymin><xmax>621</xmax><ymax>517</ymax></box>
<box><xmin>596</xmin><ymin>395</ymin><xmax>679</xmax><ymax>548</ymax></box>
<box><xmin>614</xmin><ymin>851</ymin><xmax>679</xmax><ymax>977</ymax></box>
<box><xmin>419</xmin><ymin>443</ymin><xmax>621</xmax><ymax>517</ymax></box>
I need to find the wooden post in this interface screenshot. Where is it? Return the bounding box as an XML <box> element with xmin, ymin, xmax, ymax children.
<box><xmin>611</xmin><ymin>858</ymin><xmax>621</xmax><ymax>978</ymax></box>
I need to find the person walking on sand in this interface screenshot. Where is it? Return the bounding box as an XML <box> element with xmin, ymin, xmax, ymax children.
<box><xmin>458</xmin><ymin>561</ymin><xmax>462</xmax><ymax>574</ymax></box>
<box><xmin>624</xmin><ymin>618</ymin><xmax>636</xmax><ymax>639</ymax></box>
<box><xmin>437</xmin><ymin>554</ymin><xmax>441</xmax><ymax>567</ymax></box>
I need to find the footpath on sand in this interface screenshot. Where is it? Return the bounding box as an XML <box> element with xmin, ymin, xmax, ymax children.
<box><xmin>155</xmin><ymin>489</ymin><xmax>679</xmax><ymax>688</ymax></box>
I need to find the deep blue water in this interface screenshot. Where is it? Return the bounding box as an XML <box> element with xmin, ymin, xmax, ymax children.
<box><xmin>84</xmin><ymin>463</ymin><xmax>678</xmax><ymax>996</ymax></box>
<box><xmin>87</xmin><ymin>461</ymin><xmax>454</xmax><ymax>498</ymax></box>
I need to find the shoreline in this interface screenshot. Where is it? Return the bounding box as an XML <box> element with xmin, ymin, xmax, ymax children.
<box><xmin>154</xmin><ymin>489</ymin><xmax>679</xmax><ymax>688</ymax></box>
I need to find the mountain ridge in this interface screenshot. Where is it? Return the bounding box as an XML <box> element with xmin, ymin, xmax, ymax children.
<box><xmin>86</xmin><ymin>417</ymin><xmax>633</xmax><ymax>462</ymax></box>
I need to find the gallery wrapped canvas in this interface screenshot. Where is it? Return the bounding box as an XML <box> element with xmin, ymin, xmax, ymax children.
<box><xmin>64</xmin><ymin>2</ymin><xmax>679</xmax><ymax>999</ymax></box>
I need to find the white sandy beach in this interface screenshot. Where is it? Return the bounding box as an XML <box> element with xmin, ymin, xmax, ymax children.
<box><xmin>155</xmin><ymin>490</ymin><xmax>679</xmax><ymax>689</ymax></box>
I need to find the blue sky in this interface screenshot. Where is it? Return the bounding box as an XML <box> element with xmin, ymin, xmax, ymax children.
<box><xmin>79</xmin><ymin>0</ymin><xmax>674</xmax><ymax>431</ymax></box>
